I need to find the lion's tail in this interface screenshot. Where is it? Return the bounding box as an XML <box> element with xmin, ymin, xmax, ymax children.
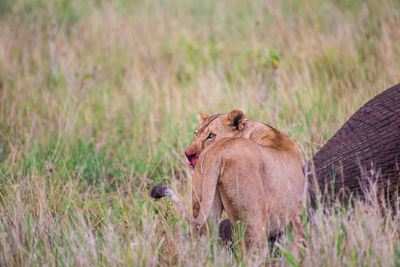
<box><xmin>193</xmin><ymin>157</ymin><xmax>221</xmax><ymax>228</ymax></box>
<box><xmin>150</xmin><ymin>183</ymin><xmax>189</xmax><ymax>221</ymax></box>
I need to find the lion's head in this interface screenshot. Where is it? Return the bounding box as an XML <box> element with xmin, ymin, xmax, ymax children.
<box><xmin>185</xmin><ymin>109</ymin><xmax>247</xmax><ymax>168</ymax></box>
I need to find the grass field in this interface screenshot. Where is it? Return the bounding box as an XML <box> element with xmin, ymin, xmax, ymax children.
<box><xmin>0</xmin><ymin>0</ymin><xmax>400</xmax><ymax>265</ymax></box>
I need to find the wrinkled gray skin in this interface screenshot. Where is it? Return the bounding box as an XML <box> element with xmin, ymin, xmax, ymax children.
<box><xmin>305</xmin><ymin>83</ymin><xmax>400</xmax><ymax>207</ymax></box>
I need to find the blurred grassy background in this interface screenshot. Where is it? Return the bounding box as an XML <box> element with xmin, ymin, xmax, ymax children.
<box><xmin>0</xmin><ymin>0</ymin><xmax>399</xmax><ymax>265</ymax></box>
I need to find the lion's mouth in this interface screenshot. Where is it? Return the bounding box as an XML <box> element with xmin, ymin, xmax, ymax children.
<box><xmin>187</xmin><ymin>156</ymin><xmax>198</xmax><ymax>169</ymax></box>
<box><xmin>190</xmin><ymin>159</ymin><xmax>197</xmax><ymax>169</ymax></box>
<box><xmin>185</xmin><ymin>150</ymin><xmax>199</xmax><ymax>169</ymax></box>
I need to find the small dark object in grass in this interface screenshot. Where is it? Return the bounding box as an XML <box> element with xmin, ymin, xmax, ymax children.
<box><xmin>150</xmin><ymin>183</ymin><xmax>168</xmax><ymax>199</ymax></box>
<box><xmin>219</xmin><ymin>219</ymin><xmax>233</xmax><ymax>244</ymax></box>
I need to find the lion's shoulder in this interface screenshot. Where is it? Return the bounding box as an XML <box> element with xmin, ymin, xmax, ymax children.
<box><xmin>244</xmin><ymin>120</ymin><xmax>298</xmax><ymax>153</ymax></box>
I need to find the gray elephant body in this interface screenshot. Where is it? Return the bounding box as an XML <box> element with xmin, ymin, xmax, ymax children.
<box><xmin>305</xmin><ymin>83</ymin><xmax>400</xmax><ymax>207</ymax></box>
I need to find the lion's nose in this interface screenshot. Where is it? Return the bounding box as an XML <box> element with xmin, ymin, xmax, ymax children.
<box><xmin>185</xmin><ymin>150</ymin><xmax>198</xmax><ymax>166</ymax></box>
<box><xmin>185</xmin><ymin>150</ymin><xmax>197</xmax><ymax>160</ymax></box>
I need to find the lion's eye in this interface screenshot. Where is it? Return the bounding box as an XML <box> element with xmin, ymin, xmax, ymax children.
<box><xmin>194</xmin><ymin>131</ymin><xmax>198</xmax><ymax>136</ymax></box>
<box><xmin>206</xmin><ymin>133</ymin><xmax>215</xmax><ymax>140</ymax></box>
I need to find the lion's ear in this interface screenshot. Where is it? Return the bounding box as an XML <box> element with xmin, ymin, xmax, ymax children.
<box><xmin>197</xmin><ymin>112</ymin><xmax>208</xmax><ymax>123</ymax></box>
<box><xmin>224</xmin><ymin>109</ymin><xmax>247</xmax><ymax>131</ymax></box>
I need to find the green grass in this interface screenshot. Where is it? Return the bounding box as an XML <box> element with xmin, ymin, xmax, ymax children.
<box><xmin>0</xmin><ymin>0</ymin><xmax>400</xmax><ymax>265</ymax></box>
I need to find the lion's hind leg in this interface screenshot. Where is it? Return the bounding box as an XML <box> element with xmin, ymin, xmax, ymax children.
<box><xmin>218</xmin><ymin>168</ymin><xmax>268</xmax><ymax>254</ymax></box>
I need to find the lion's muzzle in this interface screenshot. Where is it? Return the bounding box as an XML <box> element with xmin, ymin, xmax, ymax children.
<box><xmin>185</xmin><ymin>149</ymin><xmax>199</xmax><ymax>169</ymax></box>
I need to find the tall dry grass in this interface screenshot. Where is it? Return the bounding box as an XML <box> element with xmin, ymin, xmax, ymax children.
<box><xmin>0</xmin><ymin>0</ymin><xmax>399</xmax><ymax>265</ymax></box>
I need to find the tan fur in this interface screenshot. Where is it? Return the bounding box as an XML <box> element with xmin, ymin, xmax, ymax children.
<box><xmin>176</xmin><ymin>110</ymin><xmax>306</xmax><ymax>252</ymax></box>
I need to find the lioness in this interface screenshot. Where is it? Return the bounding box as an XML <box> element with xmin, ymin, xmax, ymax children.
<box><xmin>151</xmin><ymin>109</ymin><xmax>306</xmax><ymax>251</ymax></box>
